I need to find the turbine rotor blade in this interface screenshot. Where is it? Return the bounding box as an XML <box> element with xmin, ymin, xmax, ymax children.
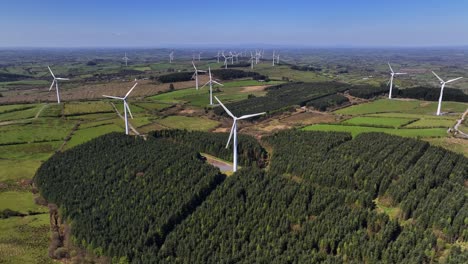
<box><xmin>238</xmin><ymin>112</ymin><xmax>266</xmax><ymax>120</ymax></box>
<box><xmin>49</xmin><ymin>80</ymin><xmax>55</xmax><ymax>91</ymax></box>
<box><xmin>432</xmin><ymin>71</ymin><xmax>444</xmax><ymax>83</ymax></box>
<box><xmin>56</xmin><ymin>78</ymin><xmax>70</xmax><ymax>80</ymax></box>
<box><xmin>214</xmin><ymin>96</ymin><xmax>236</xmax><ymax>118</ymax></box>
<box><xmin>226</xmin><ymin>121</ymin><xmax>236</xmax><ymax>148</ymax></box>
<box><xmin>124</xmin><ymin>82</ymin><xmax>138</xmax><ymax>99</ymax></box>
<box><xmin>103</xmin><ymin>95</ymin><xmax>124</xmax><ymax>100</ymax></box>
<box><xmin>125</xmin><ymin>101</ymin><xmax>134</xmax><ymax>119</ymax></box>
<box><xmin>200</xmin><ymin>81</ymin><xmax>210</xmax><ymax>89</ymax></box>
<box><xmin>212</xmin><ymin>80</ymin><xmax>224</xmax><ymax>86</ymax></box>
<box><xmin>387</xmin><ymin>62</ymin><xmax>394</xmax><ymax>73</ymax></box>
<box><xmin>395</xmin><ymin>73</ymin><xmax>407</xmax><ymax>75</ymax></box>
<box><xmin>446</xmin><ymin>77</ymin><xmax>463</xmax><ymax>83</ymax></box>
<box><xmin>48</xmin><ymin>66</ymin><xmax>55</xmax><ymax>78</ymax></box>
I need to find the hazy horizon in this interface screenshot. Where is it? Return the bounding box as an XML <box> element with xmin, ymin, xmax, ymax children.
<box><xmin>2</xmin><ymin>0</ymin><xmax>468</xmax><ymax>48</ymax></box>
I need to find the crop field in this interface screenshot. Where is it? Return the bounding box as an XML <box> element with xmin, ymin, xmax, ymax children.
<box><xmin>63</xmin><ymin>101</ymin><xmax>114</xmax><ymax>116</ymax></box>
<box><xmin>155</xmin><ymin>116</ymin><xmax>219</xmax><ymax>131</ymax></box>
<box><xmin>342</xmin><ymin>116</ymin><xmax>416</xmax><ymax>128</ymax></box>
<box><xmin>302</xmin><ymin>124</ymin><xmax>447</xmax><ymax>138</ymax></box>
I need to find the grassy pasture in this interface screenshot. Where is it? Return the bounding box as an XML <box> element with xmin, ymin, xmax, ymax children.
<box><xmin>0</xmin><ymin>119</ymin><xmax>75</xmax><ymax>145</ymax></box>
<box><xmin>155</xmin><ymin>116</ymin><xmax>219</xmax><ymax>131</ymax></box>
<box><xmin>342</xmin><ymin>116</ymin><xmax>416</xmax><ymax>128</ymax></box>
<box><xmin>0</xmin><ymin>104</ymin><xmax>37</xmax><ymax>114</ymax></box>
<box><xmin>65</xmin><ymin>123</ymin><xmax>122</xmax><ymax>149</ymax></box>
<box><xmin>134</xmin><ymin>102</ymin><xmax>173</xmax><ymax>111</ymax></box>
<box><xmin>63</xmin><ymin>101</ymin><xmax>114</xmax><ymax>116</ymax></box>
<box><xmin>0</xmin><ymin>192</ymin><xmax>47</xmax><ymax>214</ymax></box>
<box><xmin>0</xmin><ymin>214</ymin><xmax>52</xmax><ymax>264</ymax></box>
<box><xmin>0</xmin><ymin>105</ymin><xmax>43</xmax><ymax>122</ymax></box>
<box><xmin>336</xmin><ymin>99</ymin><xmax>467</xmax><ymax>116</ymax></box>
<box><xmin>404</xmin><ymin>118</ymin><xmax>455</xmax><ymax>128</ymax></box>
<box><xmin>66</xmin><ymin>112</ymin><xmax>117</xmax><ymax>121</ymax></box>
<box><xmin>39</xmin><ymin>104</ymin><xmax>62</xmax><ymax>117</ymax></box>
<box><xmin>335</xmin><ymin>99</ymin><xmax>421</xmax><ymax>115</ymax></box>
<box><xmin>0</xmin><ymin>141</ymin><xmax>61</xmax><ymax>182</ymax></box>
<box><xmin>0</xmin><ymin>160</ymin><xmax>44</xmax><ymax>183</ymax></box>
<box><xmin>302</xmin><ymin>124</ymin><xmax>447</xmax><ymax>138</ymax></box>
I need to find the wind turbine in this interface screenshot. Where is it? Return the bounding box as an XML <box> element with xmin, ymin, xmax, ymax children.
<box><xmin>222</xmin><ymin>52</ymin><xmax>228</xmax><ymax>69</ymax></box>
<box><xmin>48</xmin><ymin>66</ymin><xmax>69</xmax><ymax>104</ymax></box>
<box><xmin>201</xmin><ymin>67</ymin><xmax>223</xmax><ymax>105</ymax></box>
<box><xmin>169</xmin><ymin>51</ymin><xmax>174</xmax><ymax>63</ymax></box>
<box><xmin>198</xmin><ymin>52</ymin><xmax>202</xmax><ymax>61</ymax></box>
<box><xmin>432</xmin><ymin>71</ymin><xmax>463</xmax><ymax>116</ymax></box>
<box><xmin>215</xmin><ymin>96</ymin><xmax>265</xmax><ymax>172</ymax></box>
<box><xmin>192</xmin><ymin>61</ymin><xmax>206</xmax><ymax>90</ymax></box>
<box><xmin>387</xmin><ymin>62</ymin><xmax>407</xmax><ymax>99</ymax></box>
<box><xmin>249</xmin><ymin>52</ymin><xmax>255</xmax><ymax>69</ymax></box>
<box><xmin>103</xmin><ymin>83</ymin><xmax>138</xmax><ymax>135</ymax></box>
<box><xmin>272</xmin><ymin>51</ymin><xmax>276</xmax><ymax>66</ymax></box>
<box><xmin>123</xmin><ymin>53</ymin><xmax>129</xmax><ymax>66</ymax></box>
<box><xmin>217</xmin><ymin>51</ymin><xmax>220</xmax><ymax>63</ymax></box>
<box><xmin>276</xmin><ymin>53</ymin><xmax>280</xmax><ymax>64</ymax></box>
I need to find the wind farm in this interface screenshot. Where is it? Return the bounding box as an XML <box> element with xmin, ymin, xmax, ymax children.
<box><xmin>0</xmin><ymin>1</ymin><xmax>467</xmax><ymax>263</ymax></box>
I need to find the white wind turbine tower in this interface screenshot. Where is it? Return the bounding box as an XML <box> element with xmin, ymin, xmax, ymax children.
<box><xmin>249</xmin><ymin>52</ymin><xmax>255</xmax><ymax>69</ymax></box>
<box><xmin>387</xmin><ymin>62</ymin><xmax>407</xmax><ymax>99</ymax></box>
<box><xmin>201</xmin><ymin>67</ymin><xmax>223</xmax><ymax>105</ymax></box>
<box><xmin>222</xmin><ymin>52</ymin><xmax>229</xmax><ymax>69</ymax></box>
<box><xmin>432</xmin><ymin>71</ymin><xmax>463</xmax><ymax>116</ymax></box>
<box><xmin>215</xmin><ymin>96</ymin><xmax>265</xmax><ymax>172</ymax></box>
<box><xmin>272</xmin><ymin>51</ymin><xmax>276</xmax><ymax>66</ymax></box>
<box><xmin>198</xmin><ymin>52</ymin><xmax>202</xmax><ymax>61</ymax></box>
<box><xmin>103</xmin><ymin>83</ymin><xmax>138</xmax><ymax>135</ymax></box>
<box><xmin>47</xmin><ymin>66</ymin><xmax>69</xmax><ymax>104</ymax></box>
<box><xmin>169</xmin><ymin>51</ymin><xmax>174</xmax><ymax>63</ymax></box>
<box><xmin>192</xmin><ymin>61</ymin><xmax>206</xmax><ymax>90</ymax></box>
<box><xmin>123</xmin><ymin>53</ymin><xmax>129</xmax><ymax>66</ymax></box>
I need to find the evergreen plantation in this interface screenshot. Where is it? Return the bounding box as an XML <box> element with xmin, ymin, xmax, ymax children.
<box><xmin>34</xmin><ymin>130</ymin><xmax>467</xmax><ymax>263</ymax></box>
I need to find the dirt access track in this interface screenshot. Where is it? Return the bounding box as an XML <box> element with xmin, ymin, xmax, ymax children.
<box><xmin>0</xmin><ymin>76</ymin><xmax>209</xmax><ymax>104</ymax></box>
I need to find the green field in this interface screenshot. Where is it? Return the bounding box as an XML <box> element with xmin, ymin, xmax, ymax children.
<box><xmin>336</xmin><ymin>99</ymin><xmax>467</xmax><ymax>116</ymax></box>
<box><xmin>404</xmin><ymin>118</ymin><xmax>455</xmax><ymax>128</ymax></box>
<box><xmin>155</xmin><ymin>116</ymin><xmax>219</xmax><ymax>131</ymax></box>
<box><xmin>342</xmin><ymin>116</ymin><xmax>416</xmax><ymax>128</ymax></box>
<box><xmin>149</xmin><ymin>83</ymin><xmax>271</xmax><ymax>107</ymax></box>
<box><xmin>65</xmin><ymin>123</ymin><xmax>122</xmax><ymax>149</ymax></box>
<box><xmin>0</xmin><ymin>214</ymin><xmax>52</xmax><ymax>264</ymax></box>
<box><xmin>135</xmin><ymin>102</ymin><xmax>173</xmax><ymax>111</ymax></box>
<box><xmin>0</xmin><ymin>119</ymin><xmax>75</xmax><ymax>145</ymax></box>
<box><xmin>302</xmin><ymin>124</ymin><xmax>447</xmax><ymax>138</ymax></box>
<box><xmin>0</xmin><ymin>192</ymin><xmax>47</xmax><ymax>214</ymax></box>
<box><xmin>0</xmin><ymin>104</ymin><xmax>37</xmax><ymax>114</ymax></box>
<box><xmin>0</xmin><ymin>105</ymin><xmax>43</xmax><ymax>121</ymax></box>
<box><xmin>63</xmin><ymin>101</ymin><xmax>114</xmax><ymax>116</ymax></box>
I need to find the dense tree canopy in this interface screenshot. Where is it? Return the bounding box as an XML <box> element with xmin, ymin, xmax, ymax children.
<box><xmin>35</xmin><ymin>130</ymin><xmax>467</xmax><ymax>263</ymax></box>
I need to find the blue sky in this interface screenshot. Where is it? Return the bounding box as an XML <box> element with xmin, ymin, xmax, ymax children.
<box><xmin>1</xmin><ymin>0</ymin><xmax>467</xmax><ymax>47</ymax></box>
